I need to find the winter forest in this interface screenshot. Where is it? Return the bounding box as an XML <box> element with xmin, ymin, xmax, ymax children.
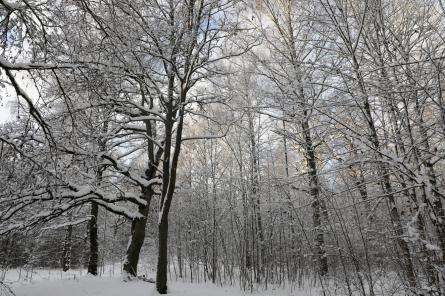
<box><xmin>1</xmin><ymin>0</ymin><xmax>445</xmax><ymax>295</ymax></box>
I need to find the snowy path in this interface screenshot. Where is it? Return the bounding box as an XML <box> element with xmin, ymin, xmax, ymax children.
<box><xmin>9</xmin><ymin>275</ymin><xmax>321</xmax><ymax>296</ymax></box>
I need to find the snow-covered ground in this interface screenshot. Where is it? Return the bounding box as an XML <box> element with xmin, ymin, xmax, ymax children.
<box><xmin>9</xmin><ymin>276</ymin><xmax>322</xmax><ymax>296</ymax></box>
<box><xmin>2</xmin><ymin>266</ymin><xmax>412</xmax><ymax>295</ymax></box>
<box><xmin>4</xmin><ymin>268</ymin><xmax>322</xmax><ymax>296</ymax></box>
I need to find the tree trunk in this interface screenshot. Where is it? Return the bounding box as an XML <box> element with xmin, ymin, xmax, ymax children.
<box><xmin>156</xmin><ymin>217</ymin><xmax>169</xmax><ymax>294</ymax></box>
<box><xmin>156</xmin><ymin>86</ymin><xmax>185</xmax><ymax>293</ymax></box>
<box><xmin>88</xmin><ymin>120</ymin><xmax>107</xmax><ymax>275</ymax></box>
<box><xmin>248</xmin><ymin>111</ymin><xmax>265</xmax><ymax>281</ymax></box>
<box><xmin>346</xmin><ymin>49</ymin><xmax>417</xmax><ymax>287</ymax></box>
<box><xmin>301</xmin><ymin>115</ymin><xmax>328</xmax><ymax>277</ymax></box>
<box><xmin>123</xmin><ymin>187</ymin><xmax>153</xmax><ymax>276</ymax></box>
<box><xmin>62</xmin><ymin>224</ymin><xmax>73</xmax><ymax>272</ymax></box>
<box><xmin>366</xmin><ymin>104</ymin><xmax>417</xmax><ymax>288</ymax></box>
<box><xmin>87</xmin><ymin>202</ymin><xmax>99</xmax><ymax>275</ymax></box>
<box><xmin>415</xmin><ymin>103</ymin><xmax>445</xmax><ymax>262</ymax></box>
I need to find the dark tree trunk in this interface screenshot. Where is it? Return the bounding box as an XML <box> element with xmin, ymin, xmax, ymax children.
<box><xmin>122</xmin><ymin>107</ymin><xmax>161</xmax><ymax>277</ymax></box>
<box><xmin>88</xmin><ymin>120</ymin><xmax>107</xmax><ymax>275</ymax></box>
<box><xmin>156</xmin><ymin>217</ymin><xmax>169</xmax><ymax>294</ymax></box>
<box><xmin>123</xmin><ymin>188</ymin><xmax>152</xmax><ymax>276</ymax></box>
<box><xmin>347</xmin><ymin>53</ymin><xmax>417</xmax><ymax>287</ymax></box>
<box><xmin>88</xmin><ymin>202</ymin><xmax>99</xmax><ymax>275</ymax></box>
<box><xmin>155</xmin><ymin>83</ymin><xmax>185</xmax><ymax>293</ymax></box>
<box><xmin>302</xmin><ymin>115</ymin><xmax>328</xmax><ymax>277</ymax></box>
<box><xmin>62</xmin><ymin>224</ymin><xmax>73</xmax><ymax>272</ymax></box>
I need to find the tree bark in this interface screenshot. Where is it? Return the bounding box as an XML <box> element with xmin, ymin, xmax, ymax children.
<box><xmin>87</xmin><ymin>202</ymin><xmax>99</xmax><ymax>275</ymax></box>
<box><xmin>248</xmin><ymin>111</ymin><xmax>265</xmax><ymax>282</ymax></box>
<box><xmin>156</xmin><ymin>83</ymin><xmax>185</xmax><ymax>293</ymax></box>
<box><xmin>123</xmin><ymin>202</ymin><xmax>150</xmax><ymax>276</ymax></box>
<box><xmin>62</xmin><ymin>224</ymin><xmax>73</xmax><ymax>272</ymax></box>
<box><xmin>360</xmin><ymin>81</ymin><xmax>417</xmax><ymax>288</ymax></box>
<box><xmin>156</xmin><ymin>217</ymin><xmax>169</xmax><ymax>294</ymax></box>
<box><xmin>301</xmin><ymin>114</ymin><xmax>328</xmax><ymax>277</ymax></box>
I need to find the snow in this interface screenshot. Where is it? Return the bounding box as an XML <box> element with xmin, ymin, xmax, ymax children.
<box><xmin>10</xmin><ymin>275</ymin><xmax>150</xmax><ymax>296</ymax></box>
<box><xmin>6</xmin><ymin>271</ymin><xmax>320</xmax><ymax>296</ymax></box>
<box><xmin>1</xmin><ymin>0</ymin><xmax>23</xmax><ymax>10</ymax></box>
<box><xmin>41</xmin><ymin>217</ymin><xmax>91</xmax><ymax>230</ymax></box>
<box><xmin>424</xmin><ymin>243</ymin><xmax>441</xmax><ymax>251</ymax></box>
<box><xmin>0</xmin><ymin>56</ymin><xmax>79</xmax><ymax>70</ymax></box>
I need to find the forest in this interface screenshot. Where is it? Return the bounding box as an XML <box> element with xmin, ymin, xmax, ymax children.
<box><xmin>1</xmin><ymin>0</ymin><xmax>445</xmax><ymax>295</ymax></box>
